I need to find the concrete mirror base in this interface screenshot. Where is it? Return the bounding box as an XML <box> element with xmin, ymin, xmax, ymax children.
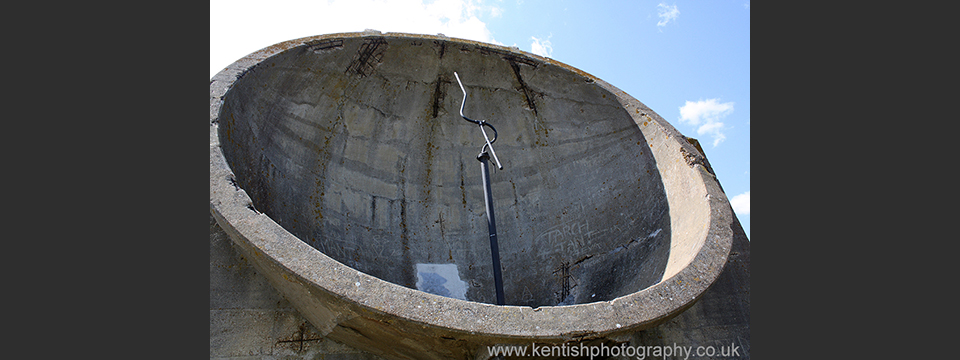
<box><xmin>210</xmin><ymin>32</ymin><xmax>744</xmax><ymax>359</ymax></box>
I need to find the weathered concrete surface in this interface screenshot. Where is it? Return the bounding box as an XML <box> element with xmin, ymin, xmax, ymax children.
<box><xmin>209</xmin><ymin>206</ymin><xmax>749</xmax><ymax>359</ymax></box>
<box><xmin>626</xmin><ymin>203</ymin><xmax>750</xmax><ymax>359</ymax></box>
<box><xmin>215</xmin><ymin>32</ymin><xmax>673</xmax><ymax>307</ymax></box>
<box><xmin>210</xmin><ymin>31</ymin><xmax>739</xmax><ymax>359</ymax></box>
<box><xmin>210</xmin><ymin>214</ymin><xmax>385</xmax><ymax>359</ymax></box>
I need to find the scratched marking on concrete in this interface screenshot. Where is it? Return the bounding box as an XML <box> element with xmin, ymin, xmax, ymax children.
<box><xmin>415</xmin><ymin>263</ymin><xmax>468</xmax><ymax>300</ymax></box>
<box><xmin>534</xmin><ymin>218</ymin><xmax>596</xmax><ymax>253</ymax></box>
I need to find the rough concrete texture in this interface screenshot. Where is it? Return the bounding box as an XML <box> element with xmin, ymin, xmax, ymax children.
<box><xmin>210</xmin><ymin>212</ymin><xmax>750</xmax><ymax>359</ymax></box>
<box><xmin>211</xmin><ymin>215</ymin><xmax>384</xmax><ymax>359</ymax></box>
<box><xmin>210</xmin><ymin>32</ymin><xmax>743</xmax><ymax>359</ymax></box>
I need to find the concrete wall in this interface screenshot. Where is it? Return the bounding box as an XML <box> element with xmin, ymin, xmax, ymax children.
<box><xmin>217</xmin><ymin>34</ymin><xmax>671</xmax><ymax>307</ymax></box>
<box><xmin>211</xmin><ymin>215</ymin><xmax>384</xmax><ymax>359</ymax></box>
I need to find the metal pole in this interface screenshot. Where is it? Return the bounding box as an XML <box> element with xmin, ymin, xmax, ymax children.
<box><xmin>455</xmin><ymin>71</ymin><xmax>506</xmax><ymax>305</ymax></box>
<box><xmin>478</xmin><ymin>150</ymin><xmax>505</xmax><ymax>305</ymax></box>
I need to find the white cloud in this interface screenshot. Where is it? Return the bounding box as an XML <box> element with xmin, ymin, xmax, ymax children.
<box><xmin>530</xmin><ymin>35</ymin><xmax>553</xmax><ymax>58</ymax></box>
<box><xmin>210</xmin><ymin>0</ymin><xmax>502</xmax><ymax>78</ymax></box>
<box><xmin>730</xmin><ymin>191</ymin><xmax>750</xmax><ymax>215</ymax></box>
<box><xmin>656</xmin><ymin>3</ymin><xmax>680</xmax><ymax>30</ymax></box>
<box><xmin>678</xmin><ymin>98</ymin><xmax>734</xmax><ymax>147</ymax></box>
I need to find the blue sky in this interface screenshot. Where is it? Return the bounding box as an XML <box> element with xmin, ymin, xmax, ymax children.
<box><xmin>211</xmin><ymin>0</ymin><xmax>750</xmax><ymax>239</ymax></box>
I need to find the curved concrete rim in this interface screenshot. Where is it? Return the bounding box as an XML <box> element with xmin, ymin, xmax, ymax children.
<box><xmin>209</xmin><ymin>31</ymin><xmax>734</xmax><ymax>341</ymax></box>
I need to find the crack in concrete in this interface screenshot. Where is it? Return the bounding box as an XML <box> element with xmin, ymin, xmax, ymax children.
<box><xmin>509</xmin><ymin>61</ymin><xmax>541</xmax><ymax>116</ymax></box>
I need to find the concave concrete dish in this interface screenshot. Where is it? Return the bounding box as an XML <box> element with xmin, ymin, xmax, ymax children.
<box><xmin>210</xmin><ymin>31</ymin><xmax>734</xmax><ymax>359</ymax></box>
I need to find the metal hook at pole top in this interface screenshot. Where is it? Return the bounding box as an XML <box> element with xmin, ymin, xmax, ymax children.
<box><xmin>454</xmin><ymin>72</ymin><xmax>503</xmax><ymax>170</ymax></box>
